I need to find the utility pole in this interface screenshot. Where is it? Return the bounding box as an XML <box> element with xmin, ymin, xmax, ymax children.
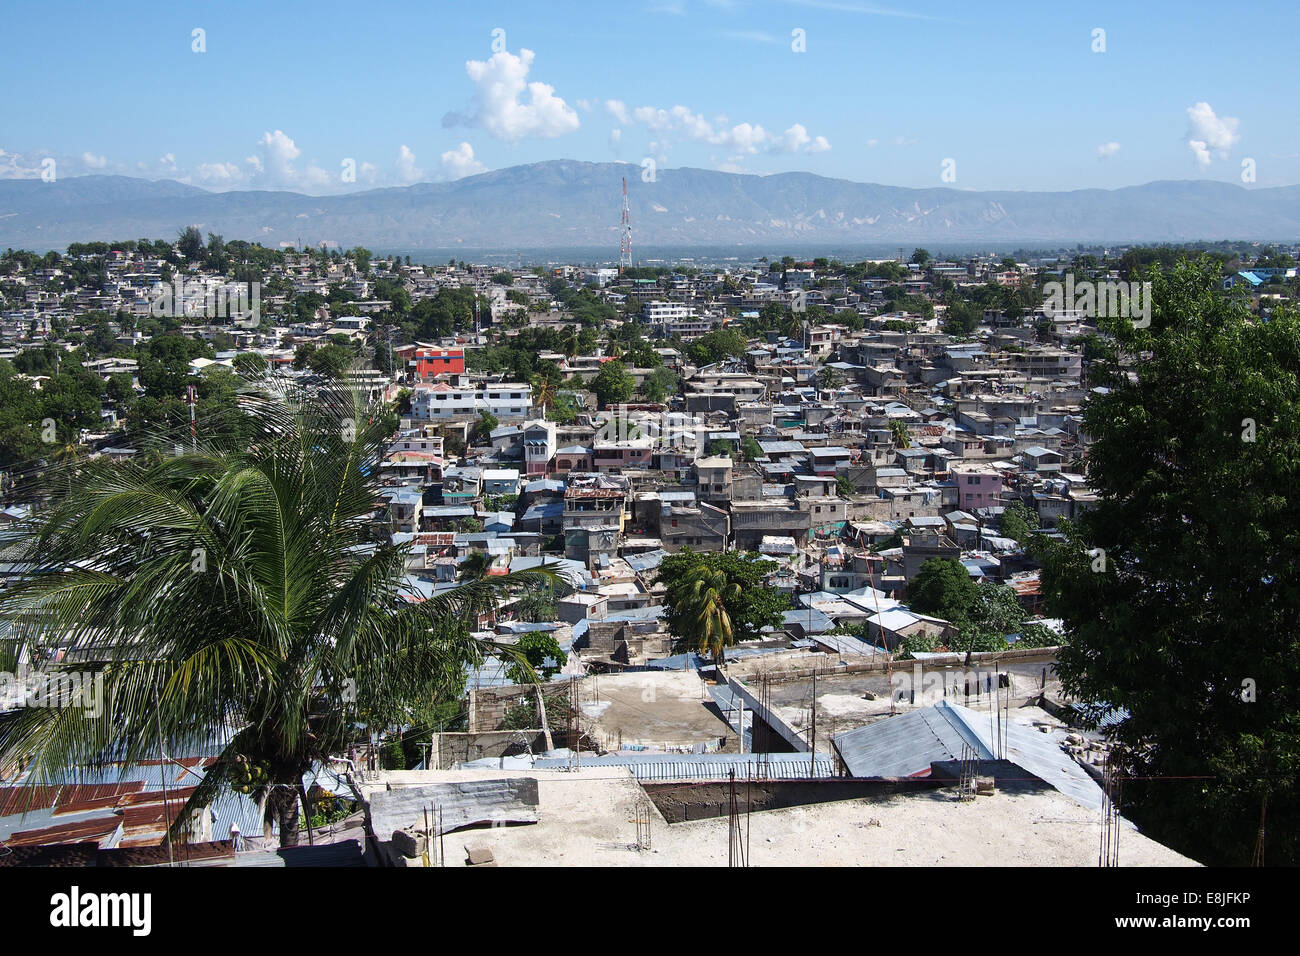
<box><xmin>185</xmin><ymin>384</ymin><xmax>197</xmax><ymax>450</ymax></box>
<box><xmin>810</xmin><ymin>668</ymin><xmax>817</xmax><ymax>774</ymax></box>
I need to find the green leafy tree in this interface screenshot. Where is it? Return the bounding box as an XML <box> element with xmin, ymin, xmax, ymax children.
<box><xmin>907</xmin><ymin>558</ymin><xmax>979</xmax><ymax>629</ymax></box>
<box><xmin>591</xmin><ymin>360</ymin><xmax>634</xmax><ymax>409</ymax></box>
<box><xmin>505</xmin><ymin>632</ymin><xmax>566</xmax><ymax>684</ymax></box>
<box><xmin>176</xmin><ymin>226</ymin><xmax>204</xmax><ymax>261</ymax></box>
<box><xmin>470</xmin><ymin>411</ymin><xmax>498</xmax><ymax>444</ymax></box>
<box><xmin>1036</xmin><ymin>259</ymin><xmax>1300</xmax><ymax>866</ymax></box>
<box><xmin>639</xmin><ymin>367</ymin><xmax>679</xmax><ymax>404</ymax></box>
<box><xmin>1001</xmin><ymin>500</ymin><xmax>1039</xmax><ymax>542</ymax></box>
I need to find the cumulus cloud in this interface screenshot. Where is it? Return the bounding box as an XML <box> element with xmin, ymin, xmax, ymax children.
<box><xmin>0</xmin><ymin>147</ymin><xmax>118</xmax><ymax>179</ymax></box>
<box><xmin>1097</xmin><ymin>141</ymin><xmax>1121</xmax><ymax>159</ymax></box>
<box><xmin>605</xmin><ymin>99</ymin><xmax>630</xmax><ymax>125</ymax></box>
<box><xmin>243</xmin><ymin>130</ymin><xmax>332</xmax><ymax>190</ymax></box>
<box><xmin>443</xmin><ymin>48</ymin><xmax>580</xmax><ymax>142</ymax></box>
<box><xmin>0</xmin><ymin>147</ymin><xmax>42</xmax><ymax>179</ymax></box>
<box><xmin>1185</xmin><ymin>102</ymin><xmax>1239</xmax><ymax>167</ymax></box>
<box><xmin>196</xmin><ymin>161</ymin><xmax>244</xmax><ymax>185</ymax></box>
<box><xmin>610</xmin><ymin>104</ymin><xmax>829</xmax><ymax>161</ymax></box>
<box><xmin>439</xmin><ymin>142</ymin><xmax>486</xmax><ymax>180</ymax></box>
<box><xmin>395</xmin><ymin>144</ymin><xmax>423</xmax><ymax>184</ymax></box>
<box><xmin>256</xmin><ymin>129</ymin><xmax>301</xmax><ymax>183</ymax></box>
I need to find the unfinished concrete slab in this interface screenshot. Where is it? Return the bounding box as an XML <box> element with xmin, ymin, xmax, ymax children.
<box><xmin>578</xmin><ymin>670</ymin><xmax>737</xmax><ymax>751</ymax></box>
<box><xmin>358</xmin><ymin>766</ymin><xmax>1197</xmax><ymax>867</ymax></box>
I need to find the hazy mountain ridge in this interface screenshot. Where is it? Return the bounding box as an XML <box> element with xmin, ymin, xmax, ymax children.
<box><xmin>2</xmin><ymin>161</ymin><xmax>1297</xmax><ymax>251</ymax></box>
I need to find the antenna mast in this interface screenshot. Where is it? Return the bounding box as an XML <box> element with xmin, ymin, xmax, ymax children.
<box><xmin>620</xmin><ymin>176</ymin><xmax>632</xmax><ymax>272</ymax></box>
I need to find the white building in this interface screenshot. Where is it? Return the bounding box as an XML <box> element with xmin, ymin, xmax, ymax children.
<box><xmin>411</xmin><ymin>382</ymin><xmax>532</xmax><ymax>421</ymax></box>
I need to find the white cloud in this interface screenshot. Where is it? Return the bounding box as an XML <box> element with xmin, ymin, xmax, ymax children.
<box><xmin>0</xmin><ymin>147</ymin><xmax>41</xmax><ymax>179</ymax></box>
<box><xmin>866</xmin><ymin>138</ymin><xmax>879</xmax><ymax>148</ymax></box>
<box><xmin>773</xmin><ymin>124</ymin><xmax>811</xmax><ymax>153</ymax></box>
<box><xmin>196</xmin><ymin>162</ymin><xmax>244</xmax><ymax>184</ymax></box>
<box><xmin>770</xmin><ymin>123</ymin><xmax>831</xmax><ymax>154</ymax></box>
<box><xmin>439</xmin><ymin>142</ymin><xmax>486</xmax><ymax>180</ymax></box>
<box><xmin>721</xmin><ymin>29</ymin><xmax>780</xmax><ymax>44</ymax></box>
<box><xmin>256</xmin><ymin>129</ymin><xmax>301</xmax><ymax>184</ymax></box>
<box><xmin>395</xmin><ymin>144</ymin><xmax>424</xmax><ymax>183</ymax></box>
<box><xmin>243</xmin><ymin>130</ymin><xmax>332</xmax><ymax>190</ymax></box>
<box><xmin>1096</xmin><ymin>141</ymin><xmax>1121</xmax><ymax>159</ymax></box>
<box><xmin>721</xmin><ymin>122</ymin><xmax>768</xmax><ymax>154</ymax></box>
<box><xmin>614</xmin><ymin>105</ymin><xmax>828</xmax><ymax>160</ymax></box>
<box><xmin>81</xmin><ymin>152</ymin><xmax>107</xmax><ymax>169</ymax></box>
<box><xmin>605</xmin><ymin>99</ymin><xmax>630</xmax><ymax>125</ymax></box>
<box><xmin>1185</xmin><ymin>102</ymin><xmax>1239</xmax><ymax>167</ymax></box>
<box><xmin>443</xmin><ymin>48</ymin><xmax>580</xmax><ymax>142</ymax></box>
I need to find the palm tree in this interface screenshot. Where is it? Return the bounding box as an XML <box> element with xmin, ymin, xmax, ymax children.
<box><xmin>0</xmin><ymin>372</ymin><xmax>555</xmax><ymax>847</ymax></box>
<box><xmin>780</xmin><ymin>312</ymin><xmax>804</xmax><ymax>342</ymax></box>
<box><xmin>889</xmin><ymin>418</ymin><xmax>911</xmax><ymax>449</ymax></box>
<box><xmin>683</xmin><ymin>568</ymin><xmax>741</xmax><ymax>665</ymax></box>
<box><xmin>531</xmin><ymin>375</ymin><xmax>557</xmax><ymax>416</ymax></box>
<box><xmin>817</xmin><ymin>366</ymin><xmax>846</xmax><ymax>393</ymax></box>
<box><xmin>457</xmin><ymin>550</ymin><xmax>493</xmax><ymax>581</ymax></box>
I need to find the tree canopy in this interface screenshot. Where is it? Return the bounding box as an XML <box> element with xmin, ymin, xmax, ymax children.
<box><xmin>1036</xmin><ymin>258</ymin><xmax>1300</xmax><ymax>865</ymax></box>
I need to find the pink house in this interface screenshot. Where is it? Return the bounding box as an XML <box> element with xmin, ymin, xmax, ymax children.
<box><xmin>953</xmin><ymin>466</ymin><xmax>1002</xmax><ymax>510</ymax></box>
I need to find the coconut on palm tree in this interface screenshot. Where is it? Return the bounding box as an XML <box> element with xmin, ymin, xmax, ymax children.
<box><xmin>0</xmin><ymin>371</ymin><xmax>556</xmax><ymax>847</ymax></box>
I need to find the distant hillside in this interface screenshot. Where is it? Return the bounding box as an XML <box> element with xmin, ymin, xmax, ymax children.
<box><xmin>2</xmin><ymin>162</ymin><xmax>1297</xmax><ymax>251</ymax></box>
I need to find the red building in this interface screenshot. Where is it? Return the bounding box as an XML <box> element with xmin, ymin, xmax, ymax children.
<box><xmin>411</xmin><ymin>347</ymin><xmax>465</xmax><ymax>380</ymax></box>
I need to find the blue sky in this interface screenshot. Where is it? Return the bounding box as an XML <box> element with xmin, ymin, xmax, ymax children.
<box><xmin>2</xmin><ymin>0</ymin><xmax>1296</xmax><ymax>193</ymax></box>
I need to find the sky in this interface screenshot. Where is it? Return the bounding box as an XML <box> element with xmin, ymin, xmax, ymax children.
<box><xmin>1</xmin><ymin>0</ymin><xmax>1296</xmax><ymax>194</ymax></box>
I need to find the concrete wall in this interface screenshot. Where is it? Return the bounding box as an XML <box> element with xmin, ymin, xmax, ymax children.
<box><xmin>468</xmin><ymin>681</ymin><xmax>571</xmax><ymax>732</ymax></box>
<box><xmin>645</xmin><ymin>777</ymin><xmax>943</xmax><ymax>822</ymax></box>
<box><xmin>433</xmin><ymin>731</ymin><xmax>550</xmax><ymax>768</ymax></box>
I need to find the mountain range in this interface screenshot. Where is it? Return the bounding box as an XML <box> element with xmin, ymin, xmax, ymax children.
<box><xmin>2</xmin><ymin>161</ymin><xmax>1297</xmax><ymax>253</ymax></box>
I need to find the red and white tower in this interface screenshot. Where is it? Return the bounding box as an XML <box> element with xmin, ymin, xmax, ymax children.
<box><xmin>619</xmin><ymin>176</ymin><xmax>632</xmax><ymax>272</ymax></box>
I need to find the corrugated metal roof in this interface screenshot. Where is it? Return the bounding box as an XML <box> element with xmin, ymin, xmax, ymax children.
<box><xmin>531</xmin><ymin>752</ymin><xmax>836</xmax><ymax>781</ymax></box>
<box><xmin>833</xmin><ymin>701</ymin><xmax>1105</xmax><ymax>809</ymax></box>
<box><xmin>833</xmin><ymin>701</ymin><xmax>991</xmax><ymax>778</ymax></box>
